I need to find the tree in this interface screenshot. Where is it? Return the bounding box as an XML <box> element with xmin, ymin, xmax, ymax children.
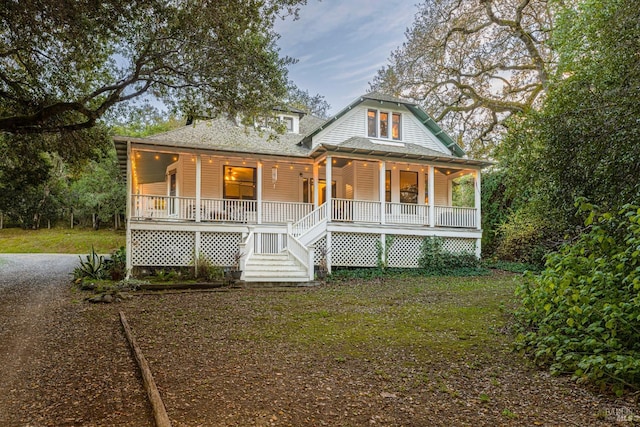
<box><xmin>285</xmin><ymin>83</ymin><xmax>331</xmax><ymax>118</ymax></box>
<box><xmin>370</xmin><ymin>0</ymin><xmax>557</xmax><ymax>154</ymax></box>
<box><xmin>497</xmin><ymin>0</ymin><xmax>640</xmax><ymax>229</ymax></box>
<box><xmin>0</xmin><ymin>0</ymin><xmax>307</xmax><ymax>135</ymax></box>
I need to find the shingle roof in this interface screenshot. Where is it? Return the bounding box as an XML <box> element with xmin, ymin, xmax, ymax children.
<box><xmin>127</xmin><ymin>114</ymin><xmax>326</xmax><ymax>157</ymax></box>
<box><xmin>312</xmin><ymin>137</ymin><xmax>491</xmax><ymax>167</ymax></box>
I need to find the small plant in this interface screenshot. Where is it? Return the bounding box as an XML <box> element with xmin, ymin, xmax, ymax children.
<box><xmin>316</xmin><ymin>244</ymin><xmax>329</xmax><ymax>279</ymax></box>
<box><xmin>194</xmin><ymin>253</ymin><xmax>224</xmax><ymax>282</ymax></box>
<box><xmin>73</xmin><ymin>246</ymin><xmax>108</xmax><ymax>280</ymax></box>
<box><xmin>107</xmin><ymin>246</ymin><xmax>126</xmax><ymax>280</ymax></box>
<box><xmin>375</xmin><ymin>235</ymin><xmax>394</xmax><ymax>271</ymax></box>
<box><xmin>501</xmin><ymin>409</ymin><xmax>518</xmax><ymax>419</ymax></box>
<box><xmin>229</xmin><ymin>249</ymin><xmax>244</xmax><ymax>280</ymax></box>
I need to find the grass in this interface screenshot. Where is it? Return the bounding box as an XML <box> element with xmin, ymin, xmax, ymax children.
<box><xmin>0</xmin><ymin>227</ymin><xmax>125</xmax><ymax>253</ymax></box>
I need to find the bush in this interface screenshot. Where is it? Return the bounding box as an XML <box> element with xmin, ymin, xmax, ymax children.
<box><xmin>73</xmin><ymin>246</ymin><xmax>108</xmax><ymax>280</ymax></box>
<box><xmin>514</xmin><ymin>202</ymin><xmax>640</xmax><ymax>393</ymax></box>
<box><xmin>495</xmin><ymin>208</ymin><xmax>555</xmax><ymax>266</ymax></box>
<box><xmin>194</xmin><ymin>253</ymin><xmax>224</xmax><ymax>282</ymax></box>
<box><xmin>418</xmin><ymin>237</ymin><xmax>481</xmax><ymax>275</ymax></box>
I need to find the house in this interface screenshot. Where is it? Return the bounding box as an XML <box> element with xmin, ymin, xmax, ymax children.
<box><xmin>113</xmin><ymin>92</ymin><xmax>491</xmax><ymax>282</ymax></box>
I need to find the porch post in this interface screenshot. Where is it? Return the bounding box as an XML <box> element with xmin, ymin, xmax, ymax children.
<box><xmin>313</xmin><ymin>162</ymin><xmax>319</xmax><ymax>208</ymax></box>
<box><xmin>125</xmin><ymin>141</ymin><xmax>132</xmax><ymax>278</ymax></box>
<box><xmin>428</xmin><ymin>165</ymin><xmax>435</xmax><ymax>227</ymax></box>
<box><xmin>257</xmin><ymin>161</ymin><xmax>263</xmax><ymax>224</ymax></box>
<box><xmin>475</xmin><ymin>169</ymin><xmax>482</xmax><ymax>230</ymax></box>
<box><xmin>325</xmin><ymin>156</ymin><xmax>332</xmax><ymax>218</ymax></box>
<box><xmin>195</xmin><ymin>155</ymin><xmax>201</xmax><ymax>223</ymax></box>
<box><xmin>379</xmin><ymin>161</ymin><xmax>386</xmax><ymax>224</ymax></box>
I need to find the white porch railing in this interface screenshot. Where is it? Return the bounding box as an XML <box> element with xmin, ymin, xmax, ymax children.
<box><xmin>291</xmin><ymin>203</ymin><xmax>329</xmax><ymax>238</ymax></box>
<box><xmin>385</xmin><ymin>202</ymin><xmax>429</xmax><ymax>226</ymax></box>
<box><xmin>435</xmin><ymin>206</ymin><xmax>477</xmax><ymax>228</ymax></box>
<box><xmin>331</xmin><ymin>199</ymin><xmax>380</xmax><ymax>223</ymax></box>
<box><xmin>262</xmin><ymin>201</ymin><xmax>312</xmax><ymax>223</ymax></box>
<box><xmin>132</xmin><ymin>195</ymin><xmax>478</xmax><ymax>229</ymax></box>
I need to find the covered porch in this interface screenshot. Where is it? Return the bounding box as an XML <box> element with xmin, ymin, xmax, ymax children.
<box><xmin>128</xmin><ymin>147</ymin><xmax>482</xmax><ymax>230</ymax></box>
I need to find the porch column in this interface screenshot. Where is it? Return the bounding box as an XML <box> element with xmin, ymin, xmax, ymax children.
<box><xmin>428</xmin><ymin>165</ymin><xmax>435</xmax><ymax>227</ymax></box>
<box><xmin>195</xmin><ymin>155</ymin><xmax>201</xmax><ymax>222</ymax></box>
<box><xmin>325</xmin><ymin>156</ymin><xmax>332</xmax><ymax>218</ymax></box>
<box><xmin>125</xmin><ymin>141</ymin><xmax>132</xmax><ymax>277</ymax></box>
<box><xmin>379</xmin><ymin>161</ymin><xmax>386</xmax><ymax>224</ymax></box>
<box><xmin>475</xmin><ymin>169</ymin><xmax>481</xmax><ymax>230</ymax></box>
<box><xmin>313</xmin><ymin>162</ymin><xmax>319</xmax><ymax>208</ymax></box>
<box><xmin>257</xmin><ymin>161</ymin><xmax>263</xmax><ymax>224</ymax></box>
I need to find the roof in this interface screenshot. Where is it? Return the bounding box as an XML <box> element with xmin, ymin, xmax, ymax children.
<box><xmin>311</xmin><ymin>137</ymin><xmax>491</xmax><ymax>167</ymax></box>
<box><xmin>114</xmin><ymin>114</ymin><xmax>326</xmax><ymax>158</ymax></box>
<box><xmin>301</xmin><ymin>91</ymin><xmax>465</xmax><ymax>157</ymax></box>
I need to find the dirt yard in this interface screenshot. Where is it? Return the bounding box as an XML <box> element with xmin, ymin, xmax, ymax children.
<box><xmin>0</xmin><ymin>261</ymin><xmax>637</xmax><ymax>426</ymax></box>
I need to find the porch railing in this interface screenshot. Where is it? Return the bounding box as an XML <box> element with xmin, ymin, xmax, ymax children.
<box><xmin>262</xmin><ymin>201</ymin><xmax>312</xmax><ymax>223</ymax></box>
<box><xmin>435</xmin><ymin>206</ymin><xmax>477</xmax><ymax>228</ymax></box>
<box><xmin>331</xmin><ymin>198</ymin><xmax>380</xmax><ymax>223</ymax></box>
<box><xmin>132</xmin><ymin>195</ymin><xmax>478</xmax><ymax>229</ymax></box>
<box><xmin>385</xmin><ymin>202</ymin><xmax>429</xmax><ymax>226</ymax></box>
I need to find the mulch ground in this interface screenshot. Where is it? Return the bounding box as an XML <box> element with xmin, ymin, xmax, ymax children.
<box><xmin>1</xmin><ymin>277</ymin><xmax>638</xmax><ymax>426</ymax></box>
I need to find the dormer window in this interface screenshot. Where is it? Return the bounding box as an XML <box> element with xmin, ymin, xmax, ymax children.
<box><xmin>281</xmin><ymin>116</ymin><xmax>294</xmax><ymax>132</ymax></box>
<box><xmin>367</xmin><ymin>109</ymin><xmax>401</xmax><ymax>141</ymax></box>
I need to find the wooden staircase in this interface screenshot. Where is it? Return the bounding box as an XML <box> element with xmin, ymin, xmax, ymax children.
<box><xmin>241</xmin><ymin>252</ymin><xmax>310</xmax><ymax>283</ymax></box>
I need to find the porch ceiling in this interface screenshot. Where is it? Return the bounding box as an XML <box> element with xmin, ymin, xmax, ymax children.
<box><xmin>133</xmin><ymin>152</ymin><xmax>177</xmax><ymax>184</ymax></box>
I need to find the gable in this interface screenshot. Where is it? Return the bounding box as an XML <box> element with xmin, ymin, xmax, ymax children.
<box><xmin>310</xmin><ymin>101</ymin><xmax>455</xmax><ymax>157</ymax></box>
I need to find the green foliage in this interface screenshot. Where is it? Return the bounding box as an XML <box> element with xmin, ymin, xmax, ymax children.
<box><xmin>194</xmin><ymin>253</ymin><xmax>224</xmax><ymax>282</ymax></box>
<box><xmin>514</xmin><ymin>203</ymin><xmax>640</xmax><ymax>391</ymax></box>
<box><xmin>0</xmin><ymin>0</ymin><xmax>307</xmax><ymax>134</ymax></box>
<box><xmin>494</xmin><ymin>208</ymin><xmax>555</xmax><ymax>266</ymax></box>
<box><xmin>106</xmin><ymin>246</ymin><xmax>127</xmax><ymax>280</ymax></box>
<box><xmin>73</xmin><ymin>247</ymin><xmax>108</xmax><ymax>280</ymax></box>
<box><xmin>418</xmin><ymin>237</ymin><xmax>481</xmax><ymax>275</ymax></box>
<box><xmin>480</xmin><ymin>169</ymin><xmax>512</xmax><ymax>256</ymax></box>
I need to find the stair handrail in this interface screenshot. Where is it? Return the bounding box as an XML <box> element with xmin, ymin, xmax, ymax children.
<box><xmin>238</xmin><ymin>227</ymin><xmax>254</xmax><ymax>271</ymax></box>
<box><xmin>291</xmin><ymin>203</ymin><xmax>328</xmax><ymax>238</ymax></box>
<box><xmin>286</xmin><ymin>223</ymin><xmax>315</xmax><ymax>281</ymax></box>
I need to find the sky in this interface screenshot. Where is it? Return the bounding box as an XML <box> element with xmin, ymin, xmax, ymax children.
<box><xmin>274</xmin><ymin>0</ymin><xmax>419</xmax><ymax>116</ymax></box>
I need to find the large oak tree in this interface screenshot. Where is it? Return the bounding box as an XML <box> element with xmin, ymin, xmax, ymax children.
<box><xmin>0</xmin><ymin>0</ymin><xmax>306</xmax><ymax>135</ymax></box>
<box><xmin>371</xmin><ymin>0</ymin><xmax>557</xmax><ymax>154</ymax></box>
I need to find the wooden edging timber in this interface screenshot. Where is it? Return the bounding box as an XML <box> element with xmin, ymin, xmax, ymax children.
<box><xmin>119</xmin><ymin>311</ymin><xmax>172</xmax><ymax>427</ymax></box>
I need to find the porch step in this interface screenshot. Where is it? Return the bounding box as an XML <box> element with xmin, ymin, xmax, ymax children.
<box><xmin>243</xmin><ymin>252</ymin><xmax>309</xmax><ymax>282</ymax></box>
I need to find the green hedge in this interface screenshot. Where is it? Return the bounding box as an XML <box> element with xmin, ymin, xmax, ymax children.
<box><xmin>514</xmin><ymin>202</ymin><xmax>640</xmax><ymax>393</ymax></box>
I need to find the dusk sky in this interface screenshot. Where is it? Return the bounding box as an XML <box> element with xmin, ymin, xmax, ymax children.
<box><xmin>275</xmin><ymin>0</ymin><xmax>420</xmax><ymax>115</ymax></box>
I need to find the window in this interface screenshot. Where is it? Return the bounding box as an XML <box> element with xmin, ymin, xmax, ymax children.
<box><xmin>424</xmin><ymin>172</ymin><xmax>429</xmax><ymax>204</ymax></box>
<box><xmin>385</xmin><ymin>170</ymin><xmax>391</xmax><ymax>202</ymax></box>
<box><xmin>400</xmin><ymin>171</ymin><xmax>418</xmax><ymax>204</ymax></box>
<box><xmin>223</xmin><ymin>166</ymin><xmax>256</xmax><ymax>200</ymax></box>
<box><xmin>367</xmin><ymin>109</ymin><xmax>377</xmax><ymax>137</ymax></box>
<box><xmin>367</xmin><ymin>109</ymin><xmax>401</xmax><ymax>141</ymax></box>
<box><xmin>283</xmin><ymin>116</ymin><xmax>294</xmax><ymax>132</ymax></box>
<box><xmin>392</xmin><ymin>113</ymin><xmax>401</xmax><ymax>140</ymax></box>
<box><xmin>380</xmin><ymin>112</ymin><xmax>389</xmax><ymax>138</ymax></box>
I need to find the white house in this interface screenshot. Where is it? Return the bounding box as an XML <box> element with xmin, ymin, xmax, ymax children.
<box><xmin>114</xmin><ymin>92</ymin><xmax>491</xmax><ymax>282</ymax></box>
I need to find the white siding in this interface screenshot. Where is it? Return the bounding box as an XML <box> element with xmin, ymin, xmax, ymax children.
<box><xmin>312</xmin><ymin>101</ymin><xmax>453</xmax><ymax>157</ymax></box>
<box><xmin>201</xmin><ymin>158</ymin><xmax>221</xmax><ymax>199</ymax></box>
<box><xmin>404</xmin><ymin>114</ymin><xmax>452</xmax><ymax>155</ymax></box>
<box><xmin>314</xmin><ymin>108</ymin><xmax>365</xmax><ymax>147</ymax></box>
<box><xmin>180</xmin><ymin>156</ymin><xmax>196</xmax><ymax>197</ymax></box>
<box><xmin>354</xmin><ymin>161</ymin><xmax>376</xmax><ymax>201</ymax></box>
<box><xmin>342</xmin><ymin>162</ymin><xmax>354</xmax><ymax>199</ymax></box>
<box><xmin>434</xmin><ymin>171</ymin><xmax>449</xmax><ymax>205</ymax></box>
<box><xmin>262</xmin><ymin>160</ymin><xmax>303</xmax><ymax>202</ymax></box>
<box><xmin>139</xmin><ymin>181</ymin><xmax>166</xmax><ymax>195</ymax></box>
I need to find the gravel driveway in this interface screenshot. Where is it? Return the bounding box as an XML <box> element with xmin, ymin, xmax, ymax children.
<box><xmin>0</xmin><ymin>254</ymin><xmax>152</xmax><ymax>426</ymax></box>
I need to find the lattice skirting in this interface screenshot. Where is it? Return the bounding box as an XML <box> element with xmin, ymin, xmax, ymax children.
<box><xmin>331</xmin><ymin>232</ymin><xmax>380</xmax><ymax>267</ymax></box>
<box><xmin>329</xmin><ymin>233</ymin><xmax>478</xmax><ymax>268</ymax></box>
<box><xmin>200</xmin><ymin>232</ymin><xmax>243</xmax><ymax>266</ymax></box>
<box><xmin>131</xmin><ymin>230</ymin><xmax>242</xmax><ymax>267</ymax></box>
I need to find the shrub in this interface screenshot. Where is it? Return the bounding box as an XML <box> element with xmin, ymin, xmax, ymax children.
<box><xmin>514</xmin><ymin>202</ymin><xmax>640</xmax><ymax>393</ymax></box>
<box><xmin>494</xmin><ymin>208</ymin><xmax>553</xmax><ymax>266</ymax></box>
<box><xmin>418</xmin><ymin>237</ymin><xmax>481</xmax><ymax>275</ymax></box>
<box><xmin>107</xmin><ymin>246</ymin><xmax>126</xmax><ymax>280</ymax></box>
<box><xmin>194</xmin><ymin>253</ymin><xmax>224</xmax><ymax>282</ymax></box>
<box><xmin>73</xmin><ymin>246</ymin><xmax>108</xmax><ymax>280</ymax></box>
